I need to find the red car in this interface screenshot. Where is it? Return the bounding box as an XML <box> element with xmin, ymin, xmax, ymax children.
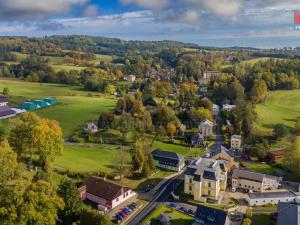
<box><xmin>119</xmin><ymin>211</ymin><xmax>127</xmax><ymax>218</ymax></box>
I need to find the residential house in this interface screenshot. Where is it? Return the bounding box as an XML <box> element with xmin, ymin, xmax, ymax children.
<box><xmin>0</xmin><ymin>96</ymin><xmax>16</xmax><ymax>119</ymax></box>
<box><xmin>193</xmin><ymin>205</ymin><xmax>230</xmax><ymax>225</ymax></box>
<box><xmin>212</xmin><ymin>104</ymin><xmax>220</xmax><ymax>116</ymax></box>
<box><xmin>199</xmin><ymin>119</ymin><xmax>214</xmax><ymax>138</ymax></box>
<box><xmin>231</xmin><ymin>135</ymin><xmax>242</xmax><ymax>150</ymax></box>
<box><xmin>277</xmin><ymin>202</ymin><xmax>300</xmax><ymax>225</ymax></box>
<box><xmin>125</xmin><ymin>75</ymin><xmax>136</xmax><ymax>82</ymax></box>
<box><xmin>199</xmin><ymin>71</ymin><xmax>221</xmax><ymax>84</ymax></box>
<box><xmin>247</xmin><ymin>191</ymin><xmax>299</xmax><ymax>206</ymax></box>
<box><xmin>191</xmin><ymin>133</ymin><xmax>205</xmax><ymax>147</ymax></box>
<box><xmin>83</xmin><ymin>122</ymin><xmax>99</xmax><ymax>133</ymax></box>
<box><xmin>151</xmin><ymin>149</ymin><xmax>185</xmax><ymax>172</ymax></box>
<box><xmin>268</xmin><ymin>150</ymin><xmax>285</xmax><ymax>161</ymax></box>
<box><xmin>79</xmin><ymin>176</ymin><xmax>136</xmax><ymax>211</ymax></box>
<box><xmin>209</xmin><ymin>146</ymin><xmax>234</xmax><ymax>172</ymax></box>
<box><xmin>222</xmin><ymin>104</ymin><xmax>236</xmax><ymax>112</ymax></box>
<box><xmin>184</xmin><ymin>158</ymin><xmax>227</xmax><ymax>201</ymax></box>
<box><xmin>232</xmin><ymin>169</ymin><xmax>282</xmax><ymax>192</ymax></box>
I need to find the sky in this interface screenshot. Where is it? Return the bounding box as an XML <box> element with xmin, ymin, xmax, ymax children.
<box><xmin>0</xmin><ymin>0</ymin><xmax>300</xmax><ymax>48</ymax></box>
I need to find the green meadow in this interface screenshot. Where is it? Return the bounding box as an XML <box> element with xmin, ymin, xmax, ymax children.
<box><xmin>256</xmin><ymin>89</ymin><xmax>300</xmax><ymax>130</ymax></box>
<box><xmin>0</xmin><ymin>79</ymin><xmax>116</xmax><ymax>137</ymax></box>
<box><xmin>54</xmin><ymin>144</ymin><xmax>121</xmax><ymax>173</ymax></box>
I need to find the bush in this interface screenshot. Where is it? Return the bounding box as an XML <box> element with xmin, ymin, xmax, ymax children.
<box><xmin>242</xmin><ymin>218</ymin><xmax>251</xmax><ymax>225</ymax></box>
<box><xmin>273</xmin><ymin>123</ymin><xmax>289</xmax><ymax>139</ymax></box>
<box><xmin>245</xmin><ymin>208</ymin><xmax>253</xmax><ymax>219</ymax></box>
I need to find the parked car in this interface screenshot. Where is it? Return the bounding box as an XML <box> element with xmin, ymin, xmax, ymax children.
<box><xmin>123</xmin><ymin>208</ymin><xmax>131</xmax><ymax>214</ymax></box>
<box><xmin>180</xmin><ymin>207</ymin><xmax>188</xmax><ymax>213</ymax></box>
<box><xmin>119</xmin><ymin>211</ymin><xmax>127</xmax><ymax>218</ymax></box>
<box><xmin>188</xmin><ymin>209</ymin><xmax>194</xmax><ymax>215</ymax></box>
<box><xmin>169</xmin><ymin>203</ymin><xmax>177</xmax><ymax>208</ymax></box>
<box><xmin>128</xmin><ymin>204</ymin><xmax>136</xmax><ymax>210</ymax></box>
<box><xmin>142</xmin><ymin>188</ymin><xmax>151</xmax><ymax>193</ymax></box>
<box><xmin>115</xmin><ymin>214</ymin><xmax>123</xmax><ymax>221</ymax></box>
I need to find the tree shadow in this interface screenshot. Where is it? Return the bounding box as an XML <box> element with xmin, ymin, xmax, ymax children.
<box><xmin>134</xmin><ymin>177</ymin><xmax>162</xmax><ymax>191</ymax></box>
<box><xmin>283</xmin><ymin>118</ymin><xmax>298</xmax><ymax>123</ymax></box>
<box><xmin>171</xmin><ymin>218</ymin><xmax>194</xmax><ymax>225</ymax></box>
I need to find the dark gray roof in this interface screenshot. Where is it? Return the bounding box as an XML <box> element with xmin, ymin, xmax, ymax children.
<box><xmin>219</xmin><ymin>163</ymin><xmax>226</xmax><ymax>172</ymax></box>
<box><xmin>203</xmin><ymin>171</ymin><xmax>217</xmax><ymax>181</ymax></box>
<box><xmin>249</xmin><ymin>191</ymin><xmax>295</xmax><ymax>199</ymax></box>
<box><xmin>232</xmin><ymin>169</ymin><xmax>265</xmax><ymax>182</ymax></box>
<box><xmin>185</xmin><ymin>167</ymin><xmax>197</xmax><ymax>176</ymax></box>
<box><xmin>195</xmin><ymin>205</ymin><xmax>228</xmax><ymax>225</ymax></box>
<box><xmin>277</xmin><ymin>202</ymin><xmax>300</xmax><ymax>225</ymax></box>
<box><xmin>151</xmin><ymin>149</ymin><xmax>184</xmax><ymax>164</ymax></box>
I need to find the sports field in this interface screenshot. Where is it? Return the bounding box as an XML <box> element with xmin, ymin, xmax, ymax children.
<box><xmin>256</xmin><ymin>89</ymin><xmax>300</xmax><ymax>130</ymax></box>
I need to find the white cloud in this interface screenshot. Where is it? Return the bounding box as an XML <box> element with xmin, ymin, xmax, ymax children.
<box><xmin>81</xmin><ymin>4</ymin><xmax>100</xmax><ymax>18</ymax></box>
<box><xmin>120</xmin><ymin>0</ymin><xmax>169</xmax><ymax>10</ymax></box>
<box><xmin>0</xmin><ymin>0</ymin><xmax>87</xmax><ymax>19</ymax></box>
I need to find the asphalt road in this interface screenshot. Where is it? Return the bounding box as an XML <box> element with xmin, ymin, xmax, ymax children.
<box><xmin>126</xmin><ymin>175</ymin><xmax>183</xmax><ymax>225</ymax></box>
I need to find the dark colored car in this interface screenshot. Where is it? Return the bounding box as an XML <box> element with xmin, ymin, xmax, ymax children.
<box><xmin>180</xmin><ymin>207</ymin><xmax>188</xmax><ymax>213</ymax></box>
<box><xmin>115</xmin><ymin>214</ymin><xmax>123</xmax><ymax>221</ymax></box>
<box><xmin>169</xmin><ymin>203</ymin><xmax>177</xmax><ymax>208</ymax></box>
<box><xmin>142</xmin><ymin>188</ymin><xmax>151</xmax><ymax>193</ymax></box>
<box><xmin>128</xmin><ymin>204</ymin><xmax>136</xmax><ymax>210</ymax></box>
<box><xmin>123</xmin><ymin>208</ymin><xmax>131</xmax><ymax>214</ymax></box>
<box><xmin>188</xmin><ymin>209</ymin><xmax>194</xmax><ymax>215</ymax></box>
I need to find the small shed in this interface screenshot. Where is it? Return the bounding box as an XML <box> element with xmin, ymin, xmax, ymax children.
<box><xmin>157</xmin><ymin>214</ymin><xmax>170</xmax><ymax>225</ymax></box>
<box><xmin>268</xmin><ymin>150</ymin><xmax>285</xmax><ymax>161</ymax></box>
<box><xmin>33</xmin><ymin>100</ymin><xmax>48</xmax><ymax>108</ymax></box>
<box><xmin>43</xmin><ymin>98</ymin><xmax>57</xmax><ymax>106</ymax></box>
<box><xmin>21</xmin><ymin>102</ymin><xmax>38</xmax><ymax>111</ymax></box>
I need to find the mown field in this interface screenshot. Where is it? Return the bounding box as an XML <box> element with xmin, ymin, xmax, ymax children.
<box><xmin>0</xmin><ymin>79</ymin><xmax>116</xmax><ymax>137</ymax></box>
<box><xmin>256</xmin><ymin>89</ymin><xmax>300</xmax><ymax>130</ymax></box>
<box><xmin>55</xmin><ymin>144</ymin><xmax>121</xmax><ymax>173</ymax></box>
<box><xmin>153</xmin><ymin>141</ymin><xmax>205</xmax><ymax>157</ymax></box>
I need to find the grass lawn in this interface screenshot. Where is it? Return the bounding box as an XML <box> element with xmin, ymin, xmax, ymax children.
<box><xmin>256</xmin><ymin>89</ymin><xmax>300</xmax><ymax>130</ymax></box>
<box><xmin>252</xmin><ymin>213</ymin><xmax>271</xmax><ymax>225</ymax></box>
<box><xmin>44</xmin><ymin>56</ymin><xmax>65</xmax><ymax>64</ymax></box>
<box><xmin>244</xmin><ymin>162</ymin><xmax>277</xmax><ymax>175</ymax></box>
<box><xmin>95</xmin><ymin>54</ymin><xmax>113</xmax><ymax>63</ymax></box>
<box><xmin>55</xmin><ymin>144</ymin><xmax>121</xmax><ymax>173</ymax></box>
<box><xmin>153</xmin><ymin>141</ymin><xmax>205</xmax><ymax>157</ymax></box>
<box><xmin>54</xmin><ymin>143</ymin><xmax>175</xmax><ymax>190</ymax></box>
<box><xmin>240</xmin><ymin>57</ymin><xmax>271</xmax><ymax>66</ymax></box>
<box><xmin>142</xmin><ymin>205</ymin><xmax>194</xmax><ymax>225</ymax></box>
<box><xmin>51</xmin><ymin>64</ymin><xmax>87</xmax><ymax>72</ymax></box>
<box><xmin>0</xmin><ymin>79</ymin><xmax>116</xmax><ymax>137</ymax></box>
